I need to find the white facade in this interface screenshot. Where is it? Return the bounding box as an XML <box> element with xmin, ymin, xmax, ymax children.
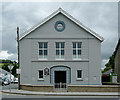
<box><xmin>19</xmin><ymin>8</ymin><xmax>104</xmax><ymax>86</ymax></box>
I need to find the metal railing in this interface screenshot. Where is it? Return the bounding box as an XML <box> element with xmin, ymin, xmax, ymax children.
<box><xmin>54</xmin><ymin>83</ymin><xmax>67</xmax><ymax>91</ymax></box>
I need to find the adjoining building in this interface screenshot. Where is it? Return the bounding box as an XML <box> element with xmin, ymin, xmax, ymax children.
<box><xmin>19</xmin><ymin>8</ymin><xmax>104</xmax><ymax>91</ymax></box>
<box><xmin>114</xmin><ymin>38</ymin><xmax>120</xmax><ymax>83</ymax></box>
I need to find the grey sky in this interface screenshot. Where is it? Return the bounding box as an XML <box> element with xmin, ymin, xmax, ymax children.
<box><xmin>1</xmin><ymin>2</ymin><xmax>118</xmax><ymax>69</ymax></box>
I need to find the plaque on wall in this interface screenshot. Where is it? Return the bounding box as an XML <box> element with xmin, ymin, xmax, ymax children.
<box><xmin>44</xmin><ymin>67</ymin><xmax>49</xmax><ymax>75</ymax></box>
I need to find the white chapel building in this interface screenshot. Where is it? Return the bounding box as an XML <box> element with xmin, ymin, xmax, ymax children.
<box><xmin>19</xmin><ymin>8</ymin><xmax>104</xmax><ymax>91</ymax></box>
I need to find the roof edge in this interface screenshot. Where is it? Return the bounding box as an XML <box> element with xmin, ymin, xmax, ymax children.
<box><xmin>19</xmin><ymin>8</ymin><xmax>61</xmax><ymax>40</ymax></box>
<box><xmin>114</xmin><ymin>38</ymin><xmax>120</xmax><ymax>56</ymax></box>
<box><xmin>19</xmin><ymin>8</ymin><xmax>104</xmax><ymax>42</ymax></box>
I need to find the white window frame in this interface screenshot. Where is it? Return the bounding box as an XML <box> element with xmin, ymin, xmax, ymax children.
<box><xmin>76</xmin><ymin>70</ymin><xmax>83</xmax><ymax>81</ymax></box>
<box><xmin>38</xmin><ymin>42</ymin><xmax>48</xmax><ymax>60</ymax></box>
<box><xmin>72</xmin><ymin>42</ymin><xmax>82</xmax><ymax>60</ymax></box>
<box><xmin>56</xmin><ymin>42</ymin><xmax>65</xmax><ymax>60</ymax></box>
<box><xmin>38</xmin><ymin>70</ymin><xmax>44</xmax><ymax>80</ymax></box>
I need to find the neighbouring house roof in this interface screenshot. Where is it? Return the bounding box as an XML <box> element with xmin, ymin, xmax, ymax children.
<box><xmin>103</xmin><ymin>69</ymin><xmax>113</xmax><ymax>75</ymax></box>
<box><xmin>0</xmin><ymin>68</ymin><xmax>10</xmax><ymax>75</ymax></box>
<box><xmin>0</xmin><ymin>68</ymin><xmax>14</xmax><ymax>78</ymax></box>
<box><xmin>19</xmin><ymin>8</ymin><xmax>104</xmax><ymax>42</ymax></box>
<box><xmin>114</xmin><ymin>38</ymin><xmax>120</xmax><ymax>56</ymax></box>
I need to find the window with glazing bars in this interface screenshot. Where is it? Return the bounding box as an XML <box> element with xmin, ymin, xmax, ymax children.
<box><xmin>56</xmin><ymin>42</ymin><xmax>65</xmax><ymax>59</ymax></box>
<box><xmin>73</xmin><ymin>42</ymin><xmax>82</xmax><ymax>59</ymax></box>
<box><xmin>39</xmin><ymin>42</ymin><xmax>48</xmax><ymax>59</ymax></box>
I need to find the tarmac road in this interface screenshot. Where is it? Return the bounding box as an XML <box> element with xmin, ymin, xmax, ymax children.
<box><xmin>1</xmin><ymin>92</ymin><xmax>119</xmax><ymax>100</ymax></box>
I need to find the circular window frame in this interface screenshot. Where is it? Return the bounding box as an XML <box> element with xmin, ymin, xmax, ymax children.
<box><xmin>55</xmin><ymin>21</ymin><xmax>65</xmax><ymax>32</ymax></box>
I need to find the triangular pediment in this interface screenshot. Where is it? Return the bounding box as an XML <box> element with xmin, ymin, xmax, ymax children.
<box><xmin>19</xmin><ymin>8</ymin><xmax>104</xmax><ymax>42</ymax></box>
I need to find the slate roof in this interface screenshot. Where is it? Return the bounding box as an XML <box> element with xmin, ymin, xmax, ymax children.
<box><xmin>103</xmin><ymin>69</ymin><xmax>112</xmax><ymax>75</ymax></box>
<box><xmin>114</xmin><ymin>38</ymin><xmax>120</xmax><ymax>56</ymax></box>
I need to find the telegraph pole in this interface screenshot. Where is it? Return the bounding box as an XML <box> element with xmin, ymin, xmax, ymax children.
<box><xmin>17</xmin><ymin>27</ymin><xmax>20</xmax><ymax>90</ymax></box>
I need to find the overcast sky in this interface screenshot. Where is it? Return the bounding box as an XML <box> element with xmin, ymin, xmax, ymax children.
<box><xmin>1</xmin><ymin>2</ymin><xmax>118</xmax><ymax>70</ymax></box>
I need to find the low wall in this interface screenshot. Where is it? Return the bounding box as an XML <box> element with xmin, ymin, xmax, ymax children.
<box><xmin>20</xmin><ymin>84</ymin><xmax>120</xmax><ymax>92</ymax></box>
<box><xmin>20</xmin><ymin>84</ymin><xmax>54</xmax><ymax>92</ymax></box>
<box><xmin>68</xmin><ymin>85</ymin><xmax>120</xmax><ymax>92</ymax></box>
<box><xmin>102</xmin><ymin>82</ymin><xmax>120</xmax><ymax>85</ymax></box>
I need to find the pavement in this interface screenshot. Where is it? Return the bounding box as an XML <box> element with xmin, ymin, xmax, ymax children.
<box><xmin>1</xmin><ymin>89</ymin><xmax>120</xmax><ymax>96</ymax></box>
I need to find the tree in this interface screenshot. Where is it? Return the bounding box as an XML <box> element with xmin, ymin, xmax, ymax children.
<box><xmin>105</xmin><ymin>53</ymin><xmax>115</xmax><ymax>71</ymax></box>
<box><xmin>11</xmin><ymin>61</ymin><xmax>18</xmax><ymax>77</ymax></box>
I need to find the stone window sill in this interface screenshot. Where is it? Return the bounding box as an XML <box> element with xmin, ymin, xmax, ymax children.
<box><xmin>38</xmin><ymin>79</ymin><xmax>44</xmax><ymax>81</ymax></box>
<box><xmin>55</xmin><ymin>59</ymin><xmax>65</xmax><ymax>60</ymax></box>
<box><xmin>76</xmin><ymin>78</ymin><xmax>83</xmax><ymax>81</ymax></box>
<box><xmin>38</xmin><ymin>59</ymin><xmax>48</xmax><ymax>60</ymax></box>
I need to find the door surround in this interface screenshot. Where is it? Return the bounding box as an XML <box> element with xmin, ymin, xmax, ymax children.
<box><xmin>50</xmin><ymin>66</ymin><xmax>71</xmax><ymax>84</ymax></box>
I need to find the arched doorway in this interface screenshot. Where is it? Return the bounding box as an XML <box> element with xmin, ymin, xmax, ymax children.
<box><xmin>50</xmin><ymin>66</ymin><xmax>71</xmax><ymax>84</ymax></box>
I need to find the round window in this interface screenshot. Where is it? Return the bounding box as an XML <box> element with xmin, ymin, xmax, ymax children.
<box><xmin>55</xmin><ymin>21</ymin><xmax>65</xmax><ymax>32</ymax></box>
